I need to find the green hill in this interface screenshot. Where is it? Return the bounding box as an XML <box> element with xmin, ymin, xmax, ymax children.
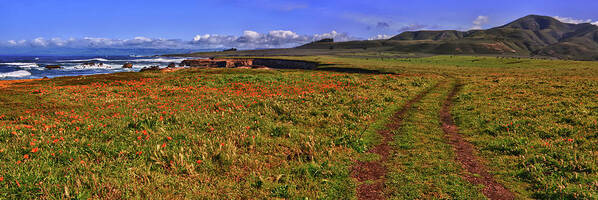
<box><xmin>298</xmin><ymin>15</ymin><xmax>598</xmax><ymax>60</ymax></box>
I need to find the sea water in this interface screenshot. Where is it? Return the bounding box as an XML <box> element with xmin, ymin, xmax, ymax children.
<box><xmin>0</xmin><ymin>55</ymin><xmax>199</xmax><ymax>80</ymax></box>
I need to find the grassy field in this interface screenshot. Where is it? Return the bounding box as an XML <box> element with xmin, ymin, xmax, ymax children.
<box><xmin>0</xmin><ymin>55</ymin><xmax>596</xmax><ymax>199</ymax></box>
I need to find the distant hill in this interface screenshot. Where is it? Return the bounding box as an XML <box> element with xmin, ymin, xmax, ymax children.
<box><xmin>297</xmin><ymin>15</ymin><xmax>598</xmax><ymax>60</ymax></box>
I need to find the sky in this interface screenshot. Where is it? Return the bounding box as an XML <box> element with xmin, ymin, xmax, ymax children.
<box><xmin>1</xmin><ymin>0</ymin><xmax>598</xmax><ymax>51</ymax></box>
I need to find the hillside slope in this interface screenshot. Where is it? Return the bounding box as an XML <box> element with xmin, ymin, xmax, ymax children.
<box><xmin>298</xmin><ymin>15</ymin><xmax>598</xmax><ymax>60</ymax></box>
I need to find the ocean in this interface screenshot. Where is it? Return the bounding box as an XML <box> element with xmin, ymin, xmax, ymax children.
<box><xmin>0</xmin><ymin>55</ymin><xmax>200</xmax><ymax>80</ymax></box>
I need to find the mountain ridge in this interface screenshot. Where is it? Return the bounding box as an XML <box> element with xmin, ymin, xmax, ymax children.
<box><xmin>298</xmin><ymin>15</ymin><xmax>598</xmax><ymax>60</ymax></box>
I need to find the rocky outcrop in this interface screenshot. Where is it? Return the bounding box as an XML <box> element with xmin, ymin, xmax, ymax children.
<box><xmin>45</xmin><ymin>65</ymin><xmax>61</xmax><ymax>69</ymax></box>
<box><xmin>181</xmin><ymin>59</ymin><xmax>228</xmax><ymax>68</ymax></box>
<box><xmin>122</xmin><ymin>63</ymin><xmax>133</xmax><ymax>68</ymax></box>
<box><xmin>83</xmin><ymin>62</ymin><xmax>103</xmax><ymax>66</ymax></box>
<box><xmin>168</xmin><ymin>63</ymin><xmax>177</xmax><ymax>68</ymax></box>
<box><xmin>140</xmin><ymin>65</ymin><xmax>160</xmax><ymax>72</ymax></box>
<box><xmin>180</xmin><ymin>58</ymin><xmax>317</xmax><ymax>69</ymax></box>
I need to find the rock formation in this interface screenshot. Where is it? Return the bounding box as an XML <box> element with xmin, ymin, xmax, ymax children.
<box><xmin>140</xmin><ymin>65</ymin><xmax>160</xmax><ymax>72</ymax></box>
<box><xmin>179</xmin><ymin>58</ymin><xmax>317</xmax><ymax>69</ymax></box>
<box><xmin>45</xmin><ymin>65</ymin><xmax>61</xmax><ymax>69</ymax></box>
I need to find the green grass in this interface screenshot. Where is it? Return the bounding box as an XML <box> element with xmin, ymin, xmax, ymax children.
<box><xmin>282</xmin><ymin>55</ymin><xmax>598</xmax><ymax>198</ymax></box>
<box><xmin>385</xmin><ymin>79</ymin><xmax>486</xmax><ymax>199</ymax></box>
<box><xmin>0</xmin><ymin>55</ymin><xmax>596</xmax><ymax>199</ymax></box>
<box><xmin>452</xmin><ymin>68</ymin><xmax>597</xmax><ymax>199</ymax></box>
<box><xmin>0</xmin><ymin>68</ymin><xmax>434</xmax><ymax>199</ymax></box>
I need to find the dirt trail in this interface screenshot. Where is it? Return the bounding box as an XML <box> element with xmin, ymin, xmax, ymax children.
<box><xmin>351</xmin><ymin>83</ymin><xmax>439</xmax><ymax>200</ymax></box>
<box><xmin>440</xmin><ymin>81</ymin><xmax>515</xmax><ymax>200</ymax></box>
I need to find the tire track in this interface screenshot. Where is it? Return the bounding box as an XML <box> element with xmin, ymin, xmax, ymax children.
<box><xmin>440</xmin><ymin>80</ymin><xmax>515</xmax><ymax>200</ymax></box>
<box><xmin>351</xmin><ymin>82</ymin><xmax>440</xmax><ymax>200</ymax></box>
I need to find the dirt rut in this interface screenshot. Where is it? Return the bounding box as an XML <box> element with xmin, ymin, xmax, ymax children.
<box><xmin>351</xmin><ymin>83</ymin><xmax>439</xmax><ymax>200</ymax></box>
<box><xmin>440</xmin><ymin>81</ymin><xmax>515</xmax><ymax>200</ymax></box>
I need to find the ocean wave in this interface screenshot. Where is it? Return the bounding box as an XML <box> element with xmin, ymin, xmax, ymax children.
<box><xmin>0</xmin><ymin>62</ymin><xmax>39</xmax><ymax>69</ymax></box>
<box><xmin>108</xmin><ymin>57</ymin><xmax>187</xmax><ymax>63</ymax></box>
<box><xmin>56</xmin><ymin>57</ymin><xmax>186</xmax><ymax>64</ymax></box>
<box><xmin>133</xmin><ymin>58</ymin><xmax>186</xmax><ymax>63</ymax></box>
<box><xmin>58</xmin><ymin>58</ymin><xmax>110</xmax><ymax>62</ymax></box>
<box><xmin>61</xmin><ymin>63</ymin><xmax>159</xmax><ymax>70</ymax></box>
<box><xmin>0</xmin><ymin>70</ymin><xmax>32</xmax><ymax>78</ymax></box>
<box><xmin>1</xmin><ymin>62</ymin><xmax>38</xmax><ymax>66</ymax></box>
<box><xmin>63</xmin><ymin>63</ymin><xmax>123</xmax><ymax>70</ymax></box>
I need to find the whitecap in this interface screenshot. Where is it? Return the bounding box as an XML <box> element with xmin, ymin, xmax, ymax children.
<box><xmin>62</xmin><ymin>63</ymin><xmax>122</xmax><ymax>70</ymax></box>
<box><xmin>58</xmin><ymin>58</ymin><xmax>110</xmax><ymax>62</ymax></box>
<box><xmin>0</xmin><ymin>62</ymin><xmax>39</xmax><ymax>69</ymax></box>
<box><xmin>0</xmin><ymin>70</ymin><xmax>32</xmax><ymax>78</ymax></box>
<box><xmin>110</xmin><ymin>57</ymin><xmax>189</xmax><ymax>63</ymax></box>
<box><xmin>132</xmin><ymin>58</ymin><xmax>186</xmax><ymax>63</ymax></box>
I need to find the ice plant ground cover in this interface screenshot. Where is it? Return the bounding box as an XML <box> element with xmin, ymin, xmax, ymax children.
<box><xmin>0</xmin><ymin>55</ymin><xmax>597</xmax><ymax>199</ymax></box>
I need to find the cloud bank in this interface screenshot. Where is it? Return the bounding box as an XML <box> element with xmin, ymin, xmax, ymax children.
<box><xmin>554</xmin><ymin>16</ymin><xmax>598</xmax><ymax>25</ymax></box>
<box><xmin>191</xmin><ymin>30</ymin><xmax>356</xmax><ymax>49</ymax></box>
<box><xmin>0</xmin><ymin>30</ymin><xmax>358</xmax><ymax>50</ymax></box>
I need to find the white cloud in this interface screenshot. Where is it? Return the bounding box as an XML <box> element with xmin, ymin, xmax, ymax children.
<box><xmin>368</xmin><ymin>34</ymin><xmax>392</xmax><ymax>40</ymax></box>
<box><xmin>268</xmin><ymin>30</ymin><xmax>299</xmax><ymax>39</ymax></box>
<box><xmin>554</xmin><ymin>16</ymin><xmax>592</xmax><ymax>24</ymax></box>
<box><xmin>553</xmin><ymin>16</ymin><xmax>598</xmax><ymax>26</ymax></box>
<box><xmin>50</xmin><ymin>38</ymin><xmax>66</xmax><ymax>46</ymax></box>
<box><xmin>471</xmin><ymin>16</ymin><xmax>489</xmax><ymax>30</ymax></box>
<box><xmin>1</xmin><ymin>30</ymin><xmax>359</xmax><ymax>50</ymax></box>
<box><xmin>133</xmin><ymin>36</ymin><xmax>152</xmax><ymax>42</ymax></box>
<box><xmin>243</xmin><ymin>31</ymin><xmax>261</xmax><ymax>39</ymax></box>
<box><xmin>191</xmin><ymin>30</ymin><xmax>356</xmax><ymax>49</ymax></box>
<box><xmin>32</xmin><ymin>37</ymin><xmax>49</xmax><ymax>47</ymax></box>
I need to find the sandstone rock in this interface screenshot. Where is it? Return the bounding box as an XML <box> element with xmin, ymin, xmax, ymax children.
<box><xmin>122</xmin><ymin>63</ymin><xmax>133</xmax><ymax>68</ymax></box>
<box><xmin>168</xmin><ymin>63</ymin><xmax>177</xmax><ymax>68</ymax></box>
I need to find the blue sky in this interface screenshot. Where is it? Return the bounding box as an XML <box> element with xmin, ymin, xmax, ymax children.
<box><xmin>1</xmin><ymin>0</ymin><xmax>598</xmax><ymax>50</ymax></box>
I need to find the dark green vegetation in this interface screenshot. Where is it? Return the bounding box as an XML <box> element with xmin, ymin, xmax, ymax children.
<box><xmin>1</xmin><ymin>55</ymin><xmax>597</xmax><ymax>199</ymax></box>
<box><xmin>298</xmin><ymin>15</ymin><xmax>598</xmax><ymax>61</ymax></box>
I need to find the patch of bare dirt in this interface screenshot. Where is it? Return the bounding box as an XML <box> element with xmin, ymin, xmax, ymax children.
<box><xmin>351</xmin><ymin>83</ymin><xmax>438</xmax><ymax>199</ymax></box>
<box><xmin>440</xmin><ymin>81</ymin><xmax>515</xmax><ymax>200</ymax></box>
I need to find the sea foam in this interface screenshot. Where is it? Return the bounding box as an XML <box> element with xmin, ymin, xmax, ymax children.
<box><xmin>1</xmin><ymin>62</ymin><xmax>39</xmax><ymax>68</ymax></box>
<box><xmin>0</xmin><ymin>70</ymin><xmax>32</xmax><ymax>78</ymax></box>
<box><xmin>58</xmin><ymin>58</ymin><xmax>110</xmax><ymax>62</ymax></box>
